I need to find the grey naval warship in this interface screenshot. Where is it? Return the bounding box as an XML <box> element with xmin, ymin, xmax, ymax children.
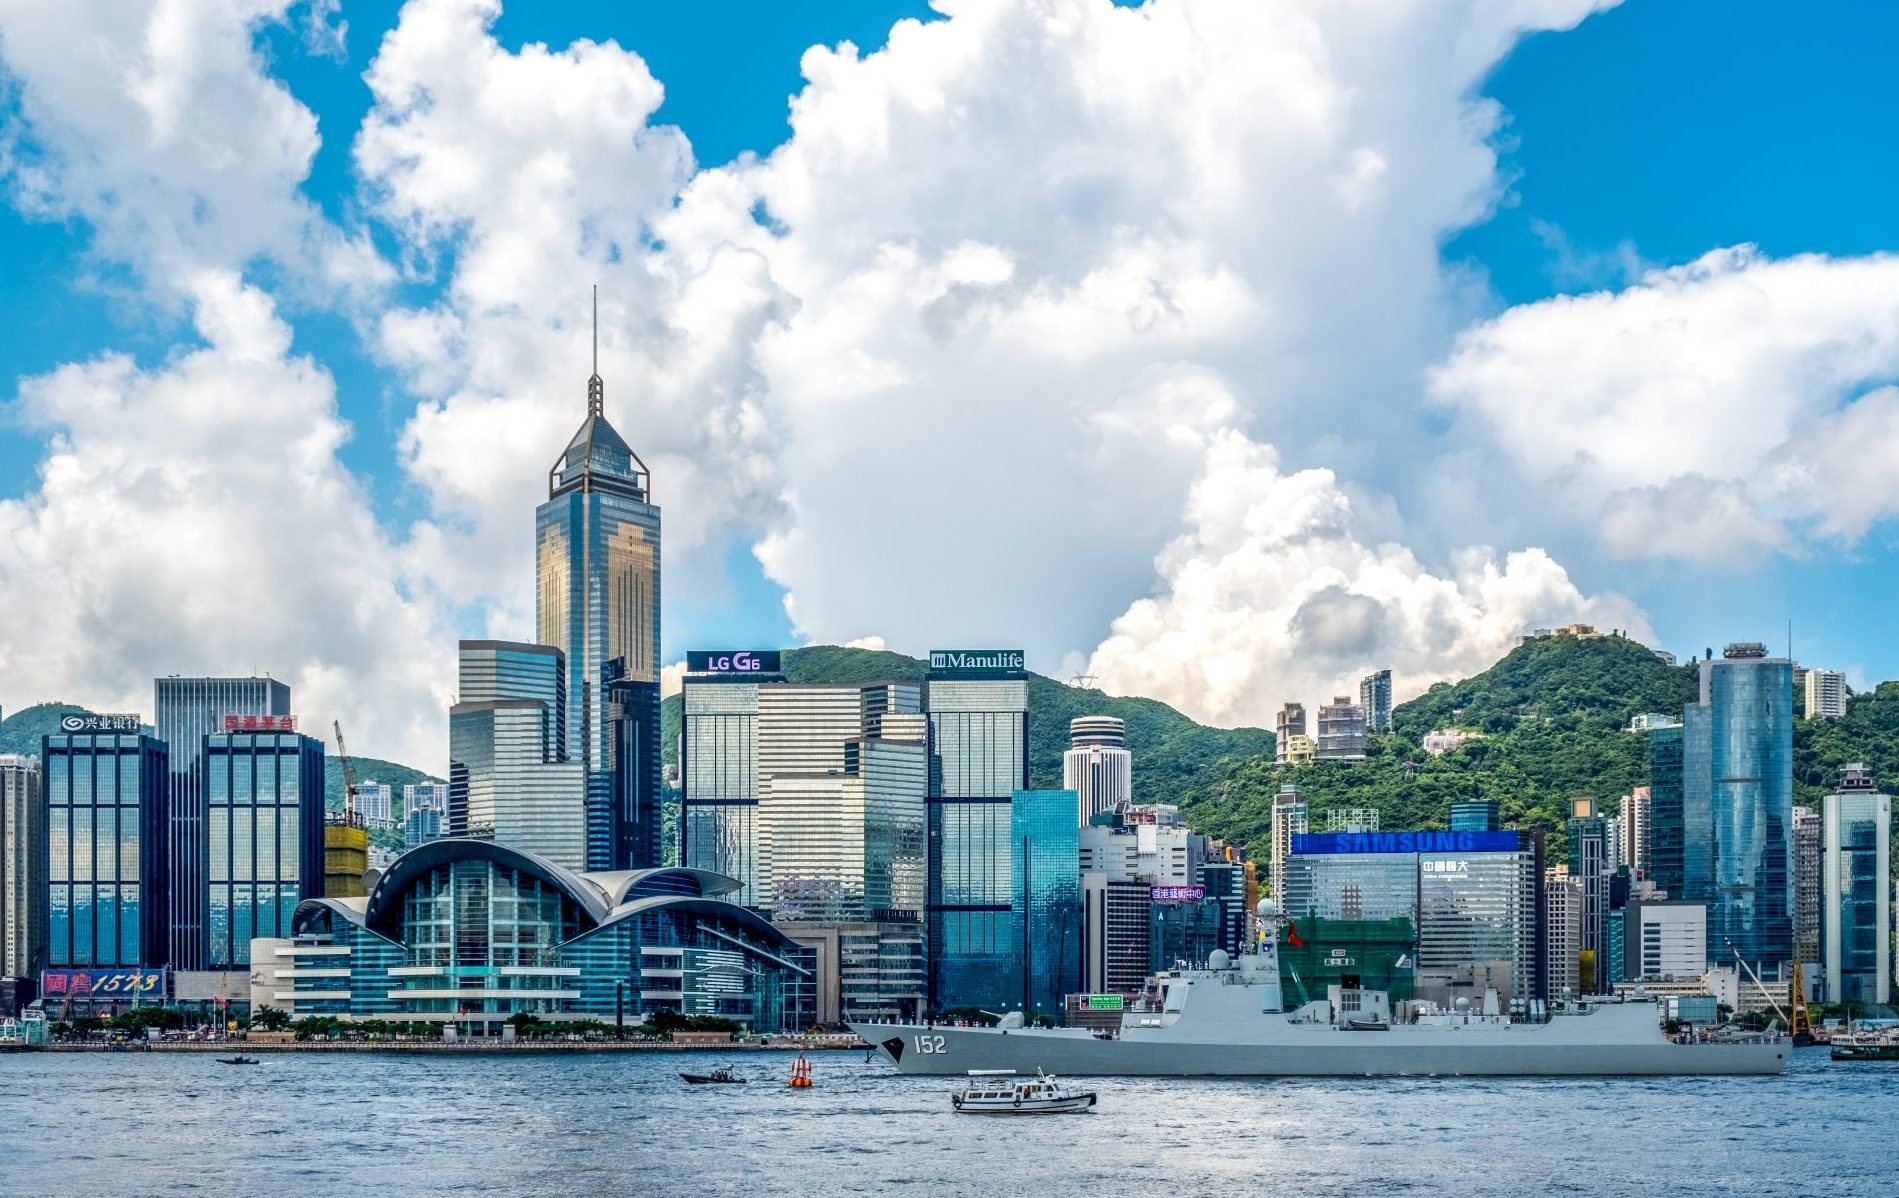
<box><xmin>851</xmin><ymin>902</ymin><xmax>1787</xmax><ymax>1078</ymax></box>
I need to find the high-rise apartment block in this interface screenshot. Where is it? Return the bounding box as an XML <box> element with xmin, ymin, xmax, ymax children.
<box><xmin>1358</xmin><ymin>669</ymin><xmax>1393</xmax><ymax>733</ymax></box>
<box><xmin>1268</xmin><ymin>784</ymin><xmax>1307</xmax><ymax>900</ymax></box>
<box><xmin>1</xmin><ymin>755</ymin><xmax>45</xmax><ymax>984</ymax></box>
<box><xmin>448</xmin><ymin>641</ymin><xmax>586</xmax><ymax>868</ymax></box>
<box><xmin>1316</xmin><ymin>696</ymin><xmax>1367</xmax><ymax>761</ymax></box>
<box><xmin>535</xmin><ymin>365</ymin><xmax>662</xmax><ymax>871</ymax></box>
<box><xmin>1063</xmin><ymin>716</ymin><xmax>1132</xmax><ymax>826</ymax></box>
<box><xmin>1802</xmin><ymin>668</ymin><xmax>1846</xmax><ymax>720</ymax></box>
<box><xmin>1274</xmin><ymin>703</ymin><xmax>1306</xmax><ymax>764</ymax></box>
<box><xmin>1792</xmin><ymin>805</ymin><xmax>1821</xmax><ymax>966</ymax></box>
<box><xmin>155</xmin><ymin>676</ymin><xmax>290</xmax><ymax>970</ymax></box>
<box><xmin>1543</xmin><ymin>865</ymin><xmax>1584</xmax><ymax>1000</ymax></box>
<box><xmin>1823</xmin><ymin>765</ymin><xmax>1890</xmax><ymax>1004</ymax></box>
<box><xmin>202</xmin><ymin>728</ymin><xmax>324</xmax><ymax>967</ymax></box>
<box><xmin>925</xmin><ymin>650</ymin><xmax>1029</xmax><ymax>1012</ymax></box>
<box><xmin>350</xmin><ymin>781</ymin><xmax>395</xmax><ymax>828</ymax></box>
<box><xmin>42</xmin><ymin>720</ymin><xmax>170</xmax><ymax>968</ymax></box>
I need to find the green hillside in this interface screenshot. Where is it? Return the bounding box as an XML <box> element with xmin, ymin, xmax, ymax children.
<box><xmin>1179</xmin><ymin>636</ymin><xmax>1899</xmax><ymax>866</ymax></box>
<box><xmin>0</xmin><ymin>703</ymin><xmax>99</xmax><ymax>755</ymax></box>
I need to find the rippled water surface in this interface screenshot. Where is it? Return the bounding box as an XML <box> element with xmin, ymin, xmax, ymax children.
<box><xmin>2</xmin><ymin>1048</ymin><xmax>1895</xmax><ymax>1197</ymax></box>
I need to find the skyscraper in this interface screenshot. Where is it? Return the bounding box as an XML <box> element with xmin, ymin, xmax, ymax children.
<box><xmin>448</xmin><ymin>641</ymin><xmax>586</xmax><ymax>868</ymax></box>
<box><xmin>535</xmin><ymin>345</ymin><xmax>661</xmax><ymax>871</ymax></box>
<box><xmin>1</xmin><ymin>755</ymin><xmax>45</xmax><ymax>984</ymax></box>
<box><xmin>1567</xmin><ymin>798</ymin><xmax>1608</xmax><ymax>994</ymax></box>
<box><xmin>1648</xmin><ymin>722</ymin><xmax>1684</xmax><ymax>899</ymax></box>
<box><xmin>42</xmin><ymin>719</ymin><xmax>169</xmax><ymax>968</ymax></box>
<box><xmin>925</xmin><ymin>649</ymin><xmax>1029</xmax><ymax>1012</ymax></box>
<box><xmin>202</xmin><ymin>727</ymin><xmax>324</xmax><ymax>967</ymax></box>
<box><xmin>678</xmin><ymin>652</ymin><xmax>786</xmax><ymax>905</ymax></box>
<box><xmin>1012</xmin><ymin>789</ymin><xmax>1082</xmax><ymax>1019</ymax></box>
<box><xmin>1823</xmin><ymin>765</ymin><xmax>1890</xmax><ymax>1004</ymax></box>
<box><xmin>1543</xmin><ymin>865</ymin><xmax>1583</xmax><ymax>1000</ymax></box>
<box><xmin>1449</xmin><ymin>801</ymin><xmax>1501</xmax><ymax>832</ymax></box>
<box><xmin>1359</xmin><ymin>669</ymin><xmax>1393</xmax><ymax>733</ymax></box>
<box><xmin>1274</xmin><ymin>703</ymin><xmax>1306</xmax><ymax>764</ymax></box>
<box><xmin>155</xmin><ymin>676</ymin><xmax>290</xmax><ymax>970</ymax></box>
<box><xmin>1269</xmin><ymin>784</ymin><xmax>1308</xmax><ymax>899</ymax></box>
<box><xmin>1792</xmin><ymin>804</ymin><xmax>1821</xmax><ymax>967</ymax></box>
<box><xmin>1063</xmin><ymin>716</ymin><xmax>1132</xmax><ymax>826</ymax></box>
<box><xmin>1683</xmin><ymin>643</ymin><xmax>1794</xmax><ymax>971</ymax></box>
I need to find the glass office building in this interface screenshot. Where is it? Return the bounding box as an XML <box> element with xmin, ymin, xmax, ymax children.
<box><xmin>1648</xmin><ymin>722</ymin><xmax>1685</xmax><ymax>898</ymax></box>
<box><xmin>202</xmin><ymin>730</ymin><xmax>325</xmax><ymax>967</ymax></box>
<box><xmin>925</xmin><ymin>655</ymin><xmax>1029</xmax><ymax>1011</ymax></box>
<box><xmin>279</xmin><ymin>840</ymin><xmax>811</xmax><ymax>1033</ymax></box>
<box><xmin>679</xmin><ymin>673</ymin><xmax>770</xmax><ymax>905</ymax></box>
<box><xmin>42</xmin><ymin>729</ymin><xmax>170</xmax><ymax>968</ymax></box>
<box><xmin>449</xmin><ymin>641</ymin><xmax>586</xmax><ymax>868</ymax></box>
<box><xmin>1689</xmin><ymin>646</ymin><xmax>1793</xmax><ymax>969</ymax></box>
<box><xmin>155</xmin><ymin>676</ymin><xmax>290</xmax><ymax>969</ymax></box>
<box><xmin>1011</xmin><ymin>789</ymin><xmax>1080</xmax><ymax>1018</ymax></box>
<box><xmin>535</xmin><ymin>371</ymin><xmax>662</xmax><ymax>872</ymax></box>
<box><xmin>762</xmin><ymin>732</ymin><xmax>928</xmax><ymax>922</ymax></box>
<box><xmin>1823</xmin><ymin>765</ymin><xmax>1890</xmax><ymax>1003</ymax></box>
<box><xmin>1287</xmin><ymin>830</ymin><xmax>1543</xmax><ymax>1004</ymax></box>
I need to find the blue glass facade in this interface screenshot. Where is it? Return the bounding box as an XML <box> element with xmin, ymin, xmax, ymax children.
<box><xmin>281</xmin><ymin>840</ymin><xmax>811</xmax><ymax>1032</ymax></box>
<box><xmin>535</xmin><ymin>381</ymin><xmax>662</xmax><ymax>873</ymax></box>
<box><xmin>1701</xmin><ymin>656</ymin><xmax>1793</xmax><ymax>969</ymax></box>
<box><xmin>1449</xmin><ymin>802</ymin><xmax>1501</xmax><ymax>832</ymax></box>
<box><xmin>925</xmin><ymin>668</ymin><xmax>1029</xmax><ymax>1012</ymax></box>
<box><xmin>1680</xmin><ymin>703</ymin><xmax>1714</xmax><ymax>908</ymax></box>
<box><xmin>1647</xmin><ymin>723</ymin><xmax>1684</xmax><ymax>899</ymax></box>
<box><xmin>42</xmin><ymin>733</ymin><xmax>169</xmax><ymax>968</ymax></box>
<box><xmin>154</xmin><ymin>676</ymin><xmax>289</xmax><ymax>970</ymax></box>
<box><xmin>1011</xmin><ymin>789</ymin><xmax>1080</xmax><ymax>1018</ymax></box>
<box><xmin>202</xmin><ymin>732</ymin><xmax>325</xmax><ymax>967</ymax></box>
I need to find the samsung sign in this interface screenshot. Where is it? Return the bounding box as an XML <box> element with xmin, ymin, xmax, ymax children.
<box><xmin>58</xmin><ymin>713</ymin><xmax>141</xmax><ymax>734</ymax></box>
<box><xmin>687</xmin><ymin>650</ymin><xmax>781</xmax><ymax>675</ymax></box>
<box><xmin>927</xmin><ymin>649</ymin><xmax>1026</xmax><ymax>673</ymax></box>
<box><xmin>1292</xmin><ymin>830</ymin><xmax>1521</xmax><ymax>856</ymax></box>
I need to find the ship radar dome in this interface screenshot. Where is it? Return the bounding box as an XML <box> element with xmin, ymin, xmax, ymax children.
<box><xmin>1255</xmin><ymin>898</ymin><xmax>1279</xmax><ymax>920</ymax></box>
<box><xmin>1208</xmin><ymin>949</ymin><xmax>1232</xmax><ymax>970</ymax></box>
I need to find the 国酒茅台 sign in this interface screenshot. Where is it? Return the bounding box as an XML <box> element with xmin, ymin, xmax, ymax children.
<box><xmin>926</xmin><ymin>649</ymin><xmax>1026</xmax><ymax>673</ymax></box>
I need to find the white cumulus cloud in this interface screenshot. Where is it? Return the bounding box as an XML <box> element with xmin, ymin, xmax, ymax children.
<box><xmin>1430</xmin><ymin>247</ymin><xmax>1899</xmax><ymax>562</ymax></box>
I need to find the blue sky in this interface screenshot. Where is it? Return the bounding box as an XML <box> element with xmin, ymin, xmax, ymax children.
<box><xmin>3</xmin><ymin>0</ymin><xmax>1897</xmax><ymax>760</ymax></box>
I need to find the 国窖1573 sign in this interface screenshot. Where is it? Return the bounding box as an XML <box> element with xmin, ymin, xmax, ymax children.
<box><xmin>927</xmin><ymin>649</ymin><xmax>1026</xmax><ymax>673</ymax></box>
<box><xmin>686</xmin><ymin>650</ymin><xmax>781</xmax><ymax>674</ymax></box>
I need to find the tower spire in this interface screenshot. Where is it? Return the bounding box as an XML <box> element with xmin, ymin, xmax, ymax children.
<box><xmin>588</xmin><ymin>283</ymin><xmax>603</xmax><ymax>417</ymax></box>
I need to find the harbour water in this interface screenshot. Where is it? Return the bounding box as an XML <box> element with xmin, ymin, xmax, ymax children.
<box><xmin>2</xmin><ymin>1048</ymin><xmax>1894</xmax><ymax>1196</ymax></box>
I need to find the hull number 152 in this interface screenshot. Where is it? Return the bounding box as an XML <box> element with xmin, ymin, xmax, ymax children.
<box><xmin>913</xmin><ymin>1035</ymin><xmax>947</xmax><ymax>1054</ymax></box>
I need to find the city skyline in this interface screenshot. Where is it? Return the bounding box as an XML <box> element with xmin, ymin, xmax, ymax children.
<box><xmin>6</xmin><ymin>2</ymin><xmax>1899</xmax><ymax>769</ymax></box>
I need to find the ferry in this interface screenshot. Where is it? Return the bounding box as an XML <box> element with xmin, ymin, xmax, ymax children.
<box><xmin>851</xmin><ymin>901</ymin><xmax>1788</xmax><ymax>1078</ymax></box>
<box><xmin>951</xmin><ymin>1069</ymin><xmax>1097</xmax><ymax>1114</ymax></box>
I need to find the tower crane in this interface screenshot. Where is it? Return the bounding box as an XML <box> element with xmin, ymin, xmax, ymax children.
<box><xmin>333</xmin><ymin>720</ymin><xmax>358</xmax><ymax>822</ymax></box>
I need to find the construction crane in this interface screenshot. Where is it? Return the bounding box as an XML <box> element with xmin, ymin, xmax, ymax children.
<box><xmin>333</xmin><ymin>719</ymin><xmax>358</xmax><ymax>821</ymax></box>
<box><xmin>1787</xmin><ymin>959</ymin><xmax>1814</xmax><ymax>1045</ymax></box>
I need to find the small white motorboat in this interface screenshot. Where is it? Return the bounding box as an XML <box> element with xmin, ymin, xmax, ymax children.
<box><xmin>950</xmin><ymin>1069</ymin><xmax>1096</xmax><ymax>1114</ymax></box>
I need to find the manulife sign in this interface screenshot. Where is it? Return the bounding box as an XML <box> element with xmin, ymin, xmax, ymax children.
<box><xmin>927</xmin><ymin>649</ymin><xmax>1026</xmax><ymax>673</ymax></box>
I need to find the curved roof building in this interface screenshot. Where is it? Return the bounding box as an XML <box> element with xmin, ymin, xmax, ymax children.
<box><xmin>268</xmin><ymin>839</ymin><xmax>811</xmax><ymax>1034</ymax></box>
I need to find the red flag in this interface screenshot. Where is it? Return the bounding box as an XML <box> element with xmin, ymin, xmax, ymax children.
<box><xmin>1286</xmin><ymin>920</ymin><xmax>1307</xmax><ymax>948</ymax></box>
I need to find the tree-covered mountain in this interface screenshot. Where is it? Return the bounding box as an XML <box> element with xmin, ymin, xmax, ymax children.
<box><xmin>1180</xmin><ymin>635</ymin><xmax>1899</xmax><ymax>867</ymax></box>
<box><xmin>0</xmin><ymin>703</ymin><xmax>101</xmax><ymax>755</ymax></box>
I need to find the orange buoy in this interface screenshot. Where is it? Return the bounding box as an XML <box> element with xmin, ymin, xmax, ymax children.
<box><xmin>788</xmin><ymin>1053</ymin><xmax>814</xmax><ymax>1088</ymax></box>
